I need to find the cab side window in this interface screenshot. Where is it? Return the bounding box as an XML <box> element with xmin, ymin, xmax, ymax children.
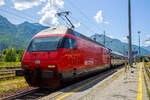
<box><xmin>61</xmin><ymin>37</ymin><xmax>70</xmax><ymax>49</ymax></box>
<box><xmin>72</xmin><ymin>39</ymin><xmax>77</xmax><ymax>49</ymax></box>
<box><xmin>60</xmin><ymin>37</ymin><xmax>77</xmax><ymax>49</ymax></box>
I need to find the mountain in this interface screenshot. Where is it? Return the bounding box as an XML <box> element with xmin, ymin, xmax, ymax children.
<box><xmin>91</xmin><ymin>34</ymin><xmax>150</xmax><ymax>56</ymax></box>
<box><xmin>142</xmin><ymin>46</ymin><xmax>150</xmax><ymax>52</ymax></box>
<box><xmin>16</xmin><ymin>21</ymin><xmax>48</xmax><ymax>46</ymax></box>
<box><xmin>0</xmin><ymin>15</ymin><xmax>17</xmax><ymax>34</ymax></box>
<box><xmin>0</xmin><ymin>15</ymin><xmax>149</xmax><ymax>56</ymax></box>
<box><xmin>0</xmin><ymin>15</ymin><xmax>48</xmax><ymax>50</ymax></box>
<box><xmin>0</xmin><ymin>15</ymin><xmax>19</xmax><ymax>49</ymax></box>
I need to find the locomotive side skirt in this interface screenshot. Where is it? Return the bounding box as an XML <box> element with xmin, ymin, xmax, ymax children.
<box><xmin>59</xmin><ymin>64</ymin><xmax>110</xmax><ymax>80</ymax></box>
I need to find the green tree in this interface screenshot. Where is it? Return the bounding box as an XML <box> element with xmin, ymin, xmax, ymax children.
<box><xmin>4</xmin><ymin>47</ymin><xmax>17</xmax><ymax>62</ymax></box>
<box><xmin>18</xmin><ymin>48</ymin><xmax>24</xmax><ymax>61</ymax></box>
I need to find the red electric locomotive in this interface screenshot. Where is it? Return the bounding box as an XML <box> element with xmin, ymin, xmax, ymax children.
<box><xmin>21</xmin><ymin>26</ymin><xmax>111</xmax><ymax>89</ymax></box>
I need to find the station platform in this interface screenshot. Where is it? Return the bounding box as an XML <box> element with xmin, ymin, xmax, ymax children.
<box><xmin>41</xmin><ymin>63</ymin><xmax>149</xmax><ymax>100</ymax></box>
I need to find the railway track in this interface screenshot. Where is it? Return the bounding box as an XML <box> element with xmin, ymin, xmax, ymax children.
<box><xmin>0</xmin><ymin>69</ymin><xmax>21</xmax><ymax>73</ymax></box>
<box><xmin>0</xmin><ymin>67</ymin><xmax>21</xmax><ymax>70</ymax></box>
<box><xmin>0</xmin><ymin>72</ymin><xmax>14</xmax><ymax>76</ymax></box>
<box><xmin>0</xmin><ymin>71</ymin><xmax>16</xmax><ymax>81</ymax></box>
<box><xmin>0</xmin><ymin>67</ymin><xmax>22</xmax><ymax>81</ymax></box>
<box><xmin>2</xmin><ymin>88</ymin><xmax>54</xmax><ymax>100</ymax></box>
<box><xmin>2</xmin><ymin>66</ymin><xmax>123</xmax><ymax>100</ymax></box>
<box><xmin>0</xmin><ymin>75</ymin><xmax>19</xmax><ymax>81</ymax></box>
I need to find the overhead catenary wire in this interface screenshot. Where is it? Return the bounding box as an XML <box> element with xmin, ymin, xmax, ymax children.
<box><xmin>0</xmin><ymin>2</ymin><xmax>101</xmax><ymax>36</ymax></box>
<box><xmin>56</xmin><ymin>8</ymin><xmax>97</xmax><ymax>34</ymax></box>
<box><xmin>0</xmin><ymin>11</ymin><xmax>24</xmax><ymax>22</ymax></box>
<box><xmin>0</xmin><ymin>8</ymin><xmax>38</xmax><ymax>23</ymax></box>
<box><xmin>66</xmin><ymin>0</ymin><xmax>103</xmax><ymax>33</ymax></box>
<box><xmin>70</xmin><ymin>16</ymin><xmax>96</xmax><ymax>34</ymax></box>
<box><xmin>59</xmin><ymin>15</ymin><xmax>71</xmax><ymax>27</ymax></box>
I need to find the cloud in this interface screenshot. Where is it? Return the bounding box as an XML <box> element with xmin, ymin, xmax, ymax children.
<box><xmin>11</xmin><ymin>0</ymin><xmax>64</xmax><ymax>26</ymax></box>
<box><xmin>38</xmin><ymin>0</ymin><xmax>64</xmax><ymax>14</ymax></box>
<box><xmin>104</xmin><ymin>21</ymin><xmax>109</xmax><ymax>24</ymax></box>
<box><xmin>39</xmin><ymin>9</ymin><xmax>59</xmax><ymax>26</ymax></box>
<box><xmin>12</xmin><ymin>0</ymin><xmax>45</xmax><ymax>10</ymax></box>
<box><xmin>74</xmin><ymin>22</ymin><xmax>80</xmax><ymax>28</ymax></box>
<box><xmin>38</xmin><ymin>0</ymin><xmax>64</xmax><ymax>26</ymax></box>
<box><xmin>108</xmin><ymin>34</ymin><xmax>114</xmax><ymax>38</ymax></box>
<box><xmin>0</xmin><ymin>0</ymin><xmax>5</xmax><ymax>6</ymax></box>
<box><xmin>121</xmin><ymin>37</ymin><xmax>128</xmax><ymax>43</ymax></box>
<box><xmin>94</xmin><ymin>10</ymin><xmax>103</xmax><ymax>23</ymax></box>
<box><xmin>144</xmin><ymin>40</ymin><xmax>150</xmax><ymax>46</ymax></box>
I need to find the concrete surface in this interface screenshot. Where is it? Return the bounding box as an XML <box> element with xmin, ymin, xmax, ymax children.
<box><xmin>40</xmin><ymin>63</ymin><xmax>149</xmax><ymax>100</ymax></box>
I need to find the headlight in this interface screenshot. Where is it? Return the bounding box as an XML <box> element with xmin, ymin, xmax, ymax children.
<box><xmin>23</xmin><ymin>65</ymin><xmax>30</xmax><ymax>68</ymax></box>
<box><xmin>48</xmin><ymin>65</ymin><xmax>56</xmax><ymax>68</ymax></box>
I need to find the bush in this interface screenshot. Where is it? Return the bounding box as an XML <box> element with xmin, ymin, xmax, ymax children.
<box><xmin>4</xmin><ymin>47</ymin><xmax>17</xmax><ymax>62</ymax></box>
<box><xmin>18</xmin><ymin>48</ymin><xmax>24</xmax><ymax>61</ymax></box>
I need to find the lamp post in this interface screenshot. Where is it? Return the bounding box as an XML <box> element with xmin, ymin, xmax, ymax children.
<box><xmin>128</xmin><ymin>0</ymin><xmax>132</xmax><ymax>67</ymax></box>
<box><xmin>123</xmin><ymin>45</ymin><xmax>127</xmax><ymax>66</ymax></box>
<box><xmin>138</xmin><ymin>31</ymin><xmax>141</xmax><ymax>56</ymax></box>
<box><xmin>93</xmin><ymin>33</ymin><xmax>113</xmax><ymax>48</ymax></box>
<box><xmin>123</xmin><ymin>45</ymin><xmax>126</xmax><ymax>56</ymax></box>
<box><xmin>133</xmin><ymin>47</ymin><xmax>136</xmax><ymax>63</ymax></box>
<box><xmin>104</xmin><ymin>30</ymin><xmax>106</xmax><ymax>47</ymax></box>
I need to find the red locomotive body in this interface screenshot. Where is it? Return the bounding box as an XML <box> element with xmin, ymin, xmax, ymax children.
<box><xmin>21</xmin><ymin>26</ymin><xmax>111</xmax><ymax>88</ymax></box>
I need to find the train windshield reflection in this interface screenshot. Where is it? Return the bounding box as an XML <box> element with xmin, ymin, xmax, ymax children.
<box><xmin>28</xmin><ymin>36</ymin><xmax>62</xmax><ymax>52</ymax></box>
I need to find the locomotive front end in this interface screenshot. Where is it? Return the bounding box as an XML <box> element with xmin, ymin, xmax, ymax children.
<box><xmin>22</xmin><ymin>36</ymin><xmax>63</xmax><ymax>89</ymax></box>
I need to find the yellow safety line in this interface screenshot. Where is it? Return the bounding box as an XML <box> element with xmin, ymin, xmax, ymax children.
<box><xmin>136</xmin><ymin>63</ymin><xmax>143</xmax><ymax>100</ymax></box>
<box><xmin>56</xmin><ymin>72</ymin><xmax>112</xmax><ymax>100</ymax></box>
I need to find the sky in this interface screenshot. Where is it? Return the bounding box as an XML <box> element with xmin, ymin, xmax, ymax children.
<box><xmin>0</xmin><ymin>0</ymin><xmax>150</xmax><ymax>46</ymax></box>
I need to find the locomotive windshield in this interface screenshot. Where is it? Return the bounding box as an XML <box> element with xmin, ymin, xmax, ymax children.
<box><xmin>28</xmin><ymin>36</ymin><xmax>62</xmax><ymax>52</ymax></box>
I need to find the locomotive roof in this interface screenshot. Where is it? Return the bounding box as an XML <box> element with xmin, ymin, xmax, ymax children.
<box><xmin>111</xmin><ymin>51</ymin><xmax>124</xmax><ymax>57</ymax></box>
<box><xmin>35</xmin><ymin>26</ymin><xmax>70</xmax><ymax>36</ymax></box>
<box><xmin>34</xmin><ymin>26</ymin><xmax>110</xmax><ymax>51</ymax></box>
